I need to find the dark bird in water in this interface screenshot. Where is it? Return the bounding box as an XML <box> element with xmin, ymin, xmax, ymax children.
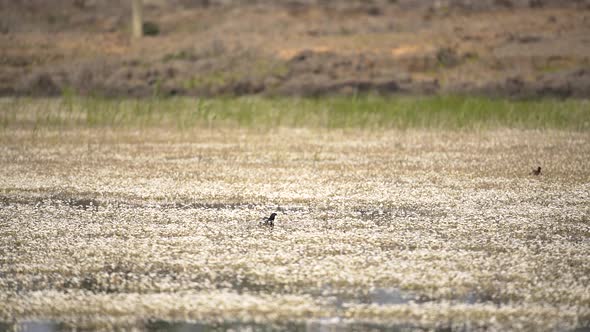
<box><xmin>530</xmin><ymin>166</ymin><xmax>542</xmax><ymax>176</ymax></box>
<box><xmin>262</xmin><ymin>213</ymin><xmax>277</xmax><ymax>227</ymax></box>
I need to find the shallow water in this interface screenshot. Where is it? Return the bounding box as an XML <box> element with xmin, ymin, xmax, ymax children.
<box><xmin>5</xmin><ymin>319</ymin><xmax>590</xmax><ymax>332</ymax></box>
<box><xmin>0</xmin><ymin>319</ymin><xmax>459</xmax><ymax>332</ymax></box>
<box><xmin>1</xmin><ymin>129</ymin><xmax>589</xmax><ymax>331</ymax></box>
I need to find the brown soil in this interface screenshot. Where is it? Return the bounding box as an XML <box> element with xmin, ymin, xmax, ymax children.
<box><xmin>1</xmin><ymin>0</ymin><xmax>590</xmax><ymax>98</ymax></box>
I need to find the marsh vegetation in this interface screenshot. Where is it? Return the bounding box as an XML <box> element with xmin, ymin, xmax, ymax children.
<box><xmin>0</xmin><ymin>97</ymin><xmax>589</xmax><ymax>331</ymax></box>
<box><xmin>2</xmin><ymin>95</ymin><xmax>589</xmax><ymax>131</ymax></box>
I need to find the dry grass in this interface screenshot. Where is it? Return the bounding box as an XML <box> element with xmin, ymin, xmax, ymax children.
<box><xmin>0</xmin><ymin>126</ymin><xmax>589</xmax><ymax>331</ymax></box>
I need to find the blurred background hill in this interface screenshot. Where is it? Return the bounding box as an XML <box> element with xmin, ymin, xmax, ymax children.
<box><xmin>1</xmin><ymin>0</ymin><xmax>589</xmax><ymax>97</ymax></box>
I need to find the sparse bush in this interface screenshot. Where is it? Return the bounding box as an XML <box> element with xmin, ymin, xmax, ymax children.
<box><xmin>436</xmin><ymin>47</ymin><xmax>461</xmax><ymax>68</ymax></box>
<box><xmin>142</xmin><ymin>21</ymin><xmax>160</xmax><ymax>36</ymax></box>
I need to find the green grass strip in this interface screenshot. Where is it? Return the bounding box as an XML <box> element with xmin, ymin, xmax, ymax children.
<box><xmin>1</xmin><ymin>95</ymin><xmax>589</xmax><ymax>130</ymax></box>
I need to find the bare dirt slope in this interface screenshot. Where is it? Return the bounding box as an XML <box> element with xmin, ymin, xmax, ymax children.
<box><xmin>1</xmin><ymin>0</ymin><xmax>590</xmax><ymax>97</ymax></box>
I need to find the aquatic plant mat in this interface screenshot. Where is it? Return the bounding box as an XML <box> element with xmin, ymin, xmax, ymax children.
<box><xmin>0</xmin><ymin>126</ymin><xmax>589</xmax><ymax>331</ymax></box>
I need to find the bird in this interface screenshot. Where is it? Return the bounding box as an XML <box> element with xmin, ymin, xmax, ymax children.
<box><xmin>530</xmin><ymin>166</ymin><xmax>542</xmax><ymax>176</ymax></box>
<box><xmin>262</xmin><ymin>212</ymin><xmax>277</xmax><ymax>227</ymax></box>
